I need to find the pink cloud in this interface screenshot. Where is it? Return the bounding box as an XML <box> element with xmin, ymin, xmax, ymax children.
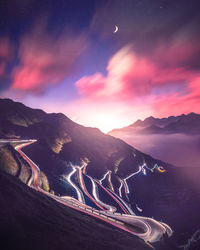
<box><xmin>153</xmin><ymin>36</ymin><xmax>200</xmax><ymax>68</ymax></box>
<box><xmin>12</xmin><ymin>21</ymin><xmax>88</xmax><ymax>93</ymax></box>
<box><xmin>75</xmin><ymin>44</ymin><xmax>197</xmax><ymax>101</ymax></box>
<box><xmin>75</xmin><ymin>40</ymin><xmax>200</xmax><ymax>125</ymax></box>
<box><xmin>76</xmin><ymin>73</ymin><xmax>107</xmax><ymax>97</ymax></box>
<box><xmin>76</xmin><ymin>46</ymin><xmax>157</xmax><ymax>101</ymax></box>
<box><xmin>153</xmin><ymin>76</ymin><xmax>200</xmax><ymax>116</ymax></box>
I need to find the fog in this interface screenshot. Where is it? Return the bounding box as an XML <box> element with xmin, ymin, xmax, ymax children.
<box><xmin>112</xmin><ymin>132</ymin><xmax>200</xmax><ymax>167</ymax></box>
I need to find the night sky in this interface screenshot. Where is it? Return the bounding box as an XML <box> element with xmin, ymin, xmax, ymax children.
<box><xmin>0</xmin><ymin>0</ymin><xmax>200</xmax><ymax>132</ymax></box>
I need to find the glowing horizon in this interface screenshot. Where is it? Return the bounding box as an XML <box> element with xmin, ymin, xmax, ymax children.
<box><xmin>0</xmin><ymin>0</ymin><xmax>200</xmax><ymax>133</ymax></box>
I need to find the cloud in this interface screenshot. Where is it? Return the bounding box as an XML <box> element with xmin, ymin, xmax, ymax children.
<box><xmin>11</xmin><ymin>20</ymin><xmax>88</xmax><ymax>94</ymax></box>
<box><xmin>75</xmin><ymin>42</ymin><xmax>198</xmax><ymax>100</ymax></box>
<box><xmin>74</xmin><ymin>33</ymin><xmax>200</xmax><ymax>126</ymax></box>
<box><xmin>86</xmin><ymin>0</ymin><xmax>200</xmax><ymax>105</ymax></box>
<box><xmin>0</xmin><ymin>38</ymin><xmax>13</xmax><ymax>60</ymax></box>
<box><xmin>152</xmin><ymin>76</ymin><xmax>200</xmax><ymax>116</ymax></box>
<box><xmin>1</xmin><ymin>0</ymin><xmax>200</xmax><ymax>132</ymax></box>
<box><xmin>76</xmin><ymin>45</ymin><xmax>154</xmax><ymax>100</ymax></box>
<box><xmin>90</xmin><ymin>0</ymin><xmax>200</xmax><ymax>52</ymax></box>
<box><xmin>0</xmin><ymin>38</ymin><xmax>14</xmax><ymax>91</ymax></box>
<box><xmin>0</xmin><ymin>38</ymin><xmax>13</xmax><ymax>78</ymax></box>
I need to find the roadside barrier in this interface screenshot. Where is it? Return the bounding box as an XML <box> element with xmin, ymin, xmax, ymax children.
<box><xmin>67</xmin><ymin>201</ymin><xmax>125</xmax><ymax>226</ymax></box>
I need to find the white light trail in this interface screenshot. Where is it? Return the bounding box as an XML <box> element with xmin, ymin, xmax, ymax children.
<box><xmin>87</xmin><ymin>175</ymin><xmax>116</xmax><ymax>212</ymax></box>
<box><xmin>65</xmin><ymin>166</ymin><xmax>85</xmax><ymax>203</ymax></box>
<box><xmin>136</xmin><ymin>204</ymin><xmax>143</xmax><ymax>212</ymax></box>
<box><xmin>108</xmin><ymin>188</ymin><xmax>135</xmax><ymax>215</ymax></box>
<box><xmin>99</xmin><ymin>171</ymin><xmax>110</xmax><ymax>184</ymax></box>
<box><xmin>3</xmin><ymin>139</ymin><xmax>172</xmax><ymax>243</ymax></box>
<box><xmin>118</xmin><ymin>180</ymin><xmax>123</xmax><ymax>197</ymax></box>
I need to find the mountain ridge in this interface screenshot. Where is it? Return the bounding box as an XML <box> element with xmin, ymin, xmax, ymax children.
<box><xmin>109</xmin><ymin>112</ymin><xmax>200</xmax><ymax>135</ymax></box>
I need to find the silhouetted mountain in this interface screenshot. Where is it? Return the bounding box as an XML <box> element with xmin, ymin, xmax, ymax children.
<box><xmin>0</xmin><ymin>98</ymin><xmax>200</xmax><ymax>249</ymax></box>
<box><xmin>131</xmin><ymin>116</ymin><xmax>179</xmax><ymax>128</ymax></box>
<box><xmin>165</xmin><ymin>113</ymin><xmax>200</xmax><ymax>134</ymax></box>
<box><xmin>109</xmin><ymin>112</ymin><xmax>200</xmax><ymax>135</ymax></box>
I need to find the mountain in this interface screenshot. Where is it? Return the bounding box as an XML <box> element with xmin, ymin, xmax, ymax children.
<box><xmin>0</xmin><ymin>170</ymin><xmax>153</xmax><ymax>250</ymax></box>
<box><xmin>108</xmin><ymin>113</ymin><xmax>200</xmax><ymax>168</ymax></box>
<box><xmin>128</xmin><ymin>115</ymin><xmax>180</xmax><ymax>129</ymax></box>
<box><xmin>165</xmin><ymin>113</ymin><xmax>200</xmax><ymax>134</ymax></box>
<box><xmin>0</xmin><ymin>98</ymin><xmax>171</xmax><ymax>185</ymax></box>
<box><xmin>109</xmin><ymin>113</ymin><xmax>200</xmax><ymax>135</ymax></box>
<box><xmin>0</xmin><ymin>98</ymin><xmax>200</xmax><ymax>249</ymax></box>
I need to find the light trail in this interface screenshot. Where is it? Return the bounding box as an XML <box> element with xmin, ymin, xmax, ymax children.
<box><xmin>64</xmin><ymin>166</ymin><xmax>85</xmax><ymax>203</ymax></box>
<box><xmin>87</xmin><ymin>175</ymin><xmax>116</xmax><ymax>213</ymax></box>
<box><xmin>108</xmin><ymin>188</ymin><xmax>135</xmax><ymax>215</ymax></box>
<box><xmin>99</xmin><ymin>170</ymin><xmax>114</xmax><ymax>191</ymax></box>
<box><xmin>15</xmin><ymin>142</ymin><xmax>40</xmax><ymax>188</ymax></box>
<box><xmin>119</xmin><ymin>162</ymin><xmax>166</xmax><ymax>198</ymax></box>
<box><xmin>77</xmin><ymin>166</ymin><xmax>106</xmax><ymax>211</ymax></box>
<box><xmin>124</xmin><ymin>166</ymin><xmax>143</xmax><ymax>181</ymax></box>
<box><xmin>136</xmin><ymin>204</ymin><xmax>143</xmax><ymax>212</ymax></box>
<box><xmin>107</xmin><ymin>171</ymin><xmax>114</xmax><ymax>191</ymax></box>
<box><xmin>147</xmin><ymin>163</ymin><xmax>166</xmax><ymax>173</ymax></box>
<box><xmin>96</xmin><ymin>180</ymin><xmax>130</xmax><ymax>214</ymax></box>
<box><xmin>123</xmin><ymin>166</ymin><xmax>143</xmax><ymax>194</ymax></box>
<box><xmin>3</xmin><ymin>139</ymin><xmax>173</xmax><ymax>244</ymax></box>
<box><xmin>99</xmin><ymin>170</ymin><xmax>110</xmax><ymax>184</ymax></box>
<box><xmin>157</xmin><ymin>166</ymin><xmax>166</xmax><ymax>173</ymax></box>
<box><xmin>103</xmin><ymin>213</ymin><xmax>173</xmax><ymax>243</ymax></box>
<box><xmin>119</xmin><ymin>180</ymin><xmax>123</xmax><ymax>197</ymax></box>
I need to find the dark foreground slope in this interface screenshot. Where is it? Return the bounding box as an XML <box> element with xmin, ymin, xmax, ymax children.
<box><xmin>0</xmin><ymin>170</ymin><xmax>152</xmax><ymax>250</ymax></box>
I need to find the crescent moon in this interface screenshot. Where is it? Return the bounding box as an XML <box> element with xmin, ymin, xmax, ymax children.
<box><xmin>113</xmin><ymin>25</ymin><xmax>118</xmax><ymax>33</ymax></box>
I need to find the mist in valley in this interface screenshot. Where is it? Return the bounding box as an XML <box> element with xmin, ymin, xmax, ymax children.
<box><xmin>112</xmin><ymin>132</ymin><xmax>200</xmax><ymax>168</ymax></box>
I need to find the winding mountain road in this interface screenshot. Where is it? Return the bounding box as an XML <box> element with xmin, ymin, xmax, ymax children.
<box><xmin>1</xmin><ymin>139</ymin><xmax>173</xmax><ymax>245</ymax></box>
